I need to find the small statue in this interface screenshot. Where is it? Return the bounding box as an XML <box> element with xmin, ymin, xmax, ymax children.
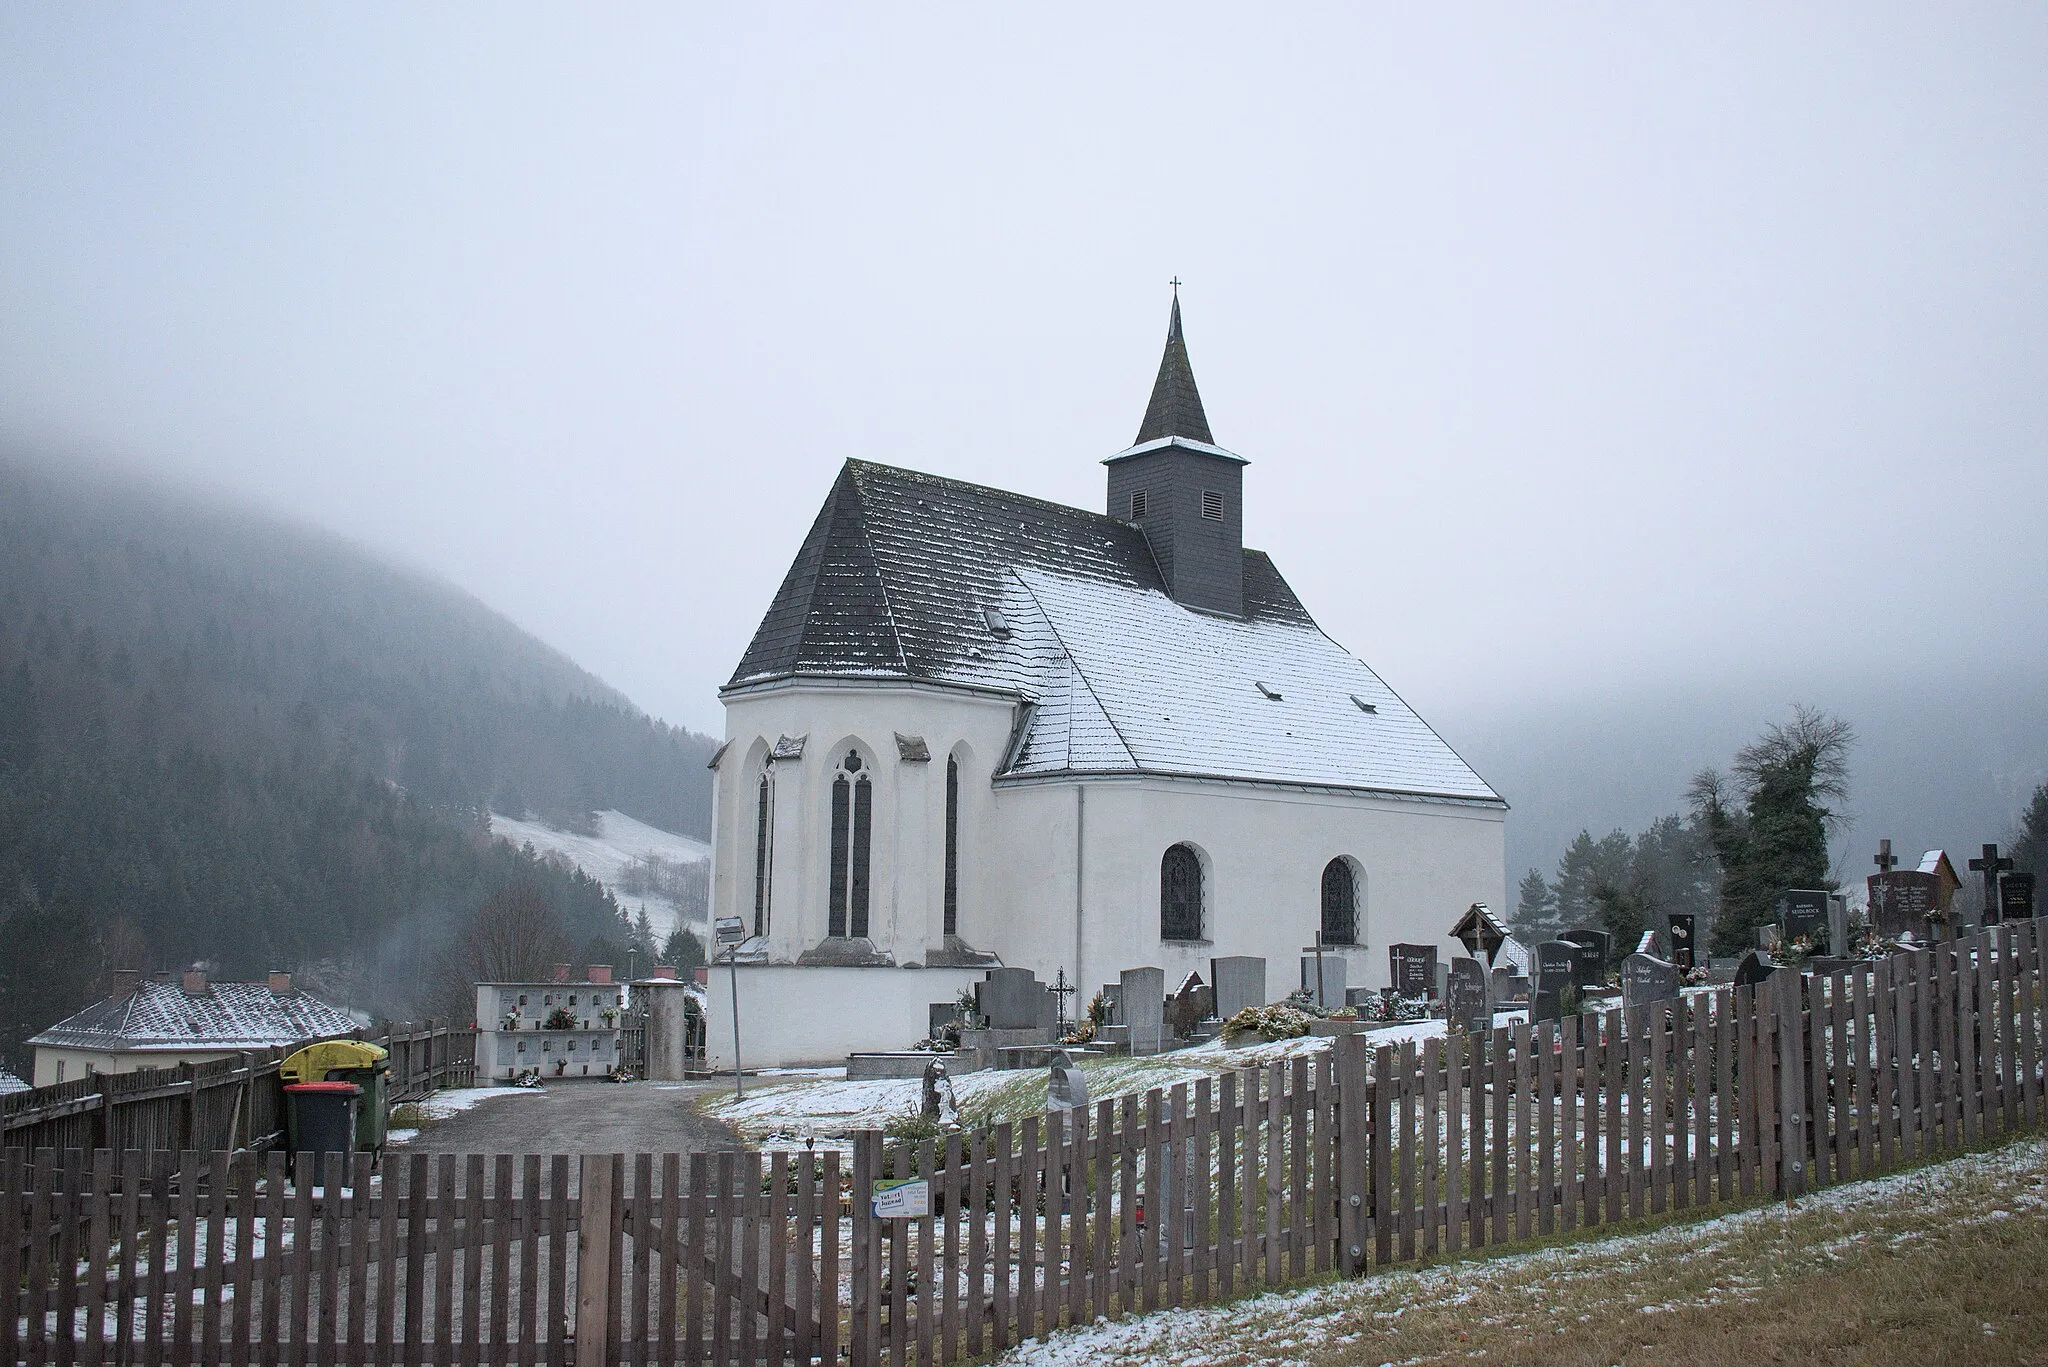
<box><xmin>921</xmin><ymin>1057</ymin><xmax>959</xmax><ymax>1126</ymax></box>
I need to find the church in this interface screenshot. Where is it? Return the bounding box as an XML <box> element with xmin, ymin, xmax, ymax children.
<box><xmin>703</xmin><ymin>298</ymin><xmax>1506</xmax><ymax>1068</ymax></box>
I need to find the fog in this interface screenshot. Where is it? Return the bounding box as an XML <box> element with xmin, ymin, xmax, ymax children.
<box><xmin>5</xmin><ymin>7</ymin><xmax>2045</xmax><ymax>870</ymax></box>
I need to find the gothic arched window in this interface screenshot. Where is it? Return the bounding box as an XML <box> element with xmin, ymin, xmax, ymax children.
<box><xmin>751</xmin><ymin>769</ymin><xmax>774</xmax><ymax>937</ymax></box>
<box><xmin>1320</xmin><ymin>858</ymin><xmax>1358</xmax><ymax>945</ymax></box>
<box><xmin>1160</xmin><ymin>844</ymin><xmax>1204</xmax><ymax>942</ymax></box>
<box><xmin>828</xmin><ymin>749</ymin><xmax>873</xmax><ymax>938</ymax></box>
<box><xmin>943</xmin><ymin>756</ymin><xmax>960</xmax><ymax>937</ymax></box>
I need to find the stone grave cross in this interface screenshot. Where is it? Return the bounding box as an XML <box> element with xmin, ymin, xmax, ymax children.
<box><xmin>1970</xmin><ymin>844</ymin><xmax>2014</xmax><ymax>926</ymax></box>
<box><xmin>1874</xmin><ymin>839</ymin><xmax>1899</xmax><ymax>873</ymax></box>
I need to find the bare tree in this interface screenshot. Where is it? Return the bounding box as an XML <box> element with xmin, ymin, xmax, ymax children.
<box><xmin>432</xmin><ymin>882</ymin><xmax>572</xmax><ymax>1017</ymax></box>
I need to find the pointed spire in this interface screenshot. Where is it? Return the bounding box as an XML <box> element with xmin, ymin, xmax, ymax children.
<box><xmin>1135</xmin><ymin>288</ymin><xmax>1214</xmax><ymax>446</ymax></box>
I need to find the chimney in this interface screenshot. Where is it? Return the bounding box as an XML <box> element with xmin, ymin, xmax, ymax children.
<box><xmin>267</xmin><ymin>971</ymin><xmax>294</xmax><ymax>996</ymax></box>
<box><xmin>552</xmin><ymin>963</ymin><xmax>572</xmax><ymax>983</ymax></box>
<box><xmin>651</xmin><ymin>965</ymin><xmax>677</xmax><ymax>981</ymax></box>
<box><xmin>586</xmin><ymin>965</ymin><xmax>613</xmax><ymax>985</ymax></box>
<box><xmin>181</xmin><ymin>968</ymin><xmax>210</xmax><ymax>996</ymax></box>
<box><xmin>108</xmin><ymin>968</ymin><xmax>141</xmax><ymax>1000</ymax></box>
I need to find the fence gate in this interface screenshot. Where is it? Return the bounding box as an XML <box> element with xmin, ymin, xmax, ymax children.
<box><xmin>1</xmin><ymin>1146</ymin><xmax>838</xmax><ymax>1367</ymax></box>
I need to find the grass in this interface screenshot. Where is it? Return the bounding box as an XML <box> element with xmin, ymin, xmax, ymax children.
<box><xmin>997</xmin><ymin>1134</ymin><xmax>2048</xmax><ymax>1367</ymax></box>
<box><xmin>387</xmin><ymin>1101</ymin><xmax>427</xmax><ymax>1130</ymax></box>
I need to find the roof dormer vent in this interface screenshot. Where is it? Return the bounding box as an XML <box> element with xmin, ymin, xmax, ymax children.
<box><xmin>982</xmin><ymin>606</ymin><xmax>1012</xmax><ymax>638</ymax></box>
<box><xmin>1255</xmin><ymin>681</ymin><xmax>1283</xmax><ymax>701</ymax></box>
<box><xmin>1350</xmin><ymin>694</ymin><xmax>1378</xmax><ymax>714</ymax></box>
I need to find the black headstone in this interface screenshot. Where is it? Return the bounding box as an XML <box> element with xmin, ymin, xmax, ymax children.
<box><xmin>1389</xmin><ymin>943</ymin><xmax>1438</xmax><ymax>999</ymax></box>
<box><xmin>1536</xmin><ymin>940</ymin><xmax>1578</xmax><ymax>993</ymax></box>
<box><xmin>1775</xmin><ymin>889</ymin><xmax>1830</xmax><ymax>948</ymax></box>
<box><xmin>1531</xmin><ymin>988</ymin><xmax>1562</xmax><ymax>1025</ymax></box>
<box><xmin>1446</xmin><ymin>958</ymin><xmax>1489</xmax><ymax>1034</ymax></box>
<box><xmin>1561</xmin><ymin>929</ymin><xmax>1610</xmax><ymax>987</ymax></box>
<box><xmin>1667</xmin><ymin>914</ymin><xmax>1697</xmax><ymax>970</ymax></box>
<box><xmin>2001</xmin><ymin>872</ymin><xmax>2037</xmax><ymax>921</ymax></box>
<box><xmin>1733</xmin><ymin>950</ymin><xmax>1777</xmax><ymax>989</ymax></box>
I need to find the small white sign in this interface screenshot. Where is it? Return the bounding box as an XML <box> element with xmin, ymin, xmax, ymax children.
<box><xmin>871</xmin><ymin>1178</ymin><xmax>930</xmax><ymax>1219</ymax></box>
<box><xmin>714</xmin><ymin>917</ymin><xmax>747</xmax><ymax>946</ymax></box>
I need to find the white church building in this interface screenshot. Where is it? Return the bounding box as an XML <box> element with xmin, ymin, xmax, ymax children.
<box><xmin>704</xmin><ymin>298</ymin><xmax>1506</xmax><ymax>1068</ymax></box>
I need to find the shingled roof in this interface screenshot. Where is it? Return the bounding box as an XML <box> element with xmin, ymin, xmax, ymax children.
<box><xmin>1134</xmin><ymin>294</ymin><xmax>1214</xmax><ymax>445</ymax></box>
<box><xmin>29</xmin><ymin>978</ymin><xmax>361</xmax><ymax>1054</ymax></box>
<box><xmin>726</xmin><ymin>461</ymin><xmax>1503</xmax><ymax>805</ymax></box>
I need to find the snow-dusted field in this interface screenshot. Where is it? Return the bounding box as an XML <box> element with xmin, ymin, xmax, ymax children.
<box><xmin>489</xmin><ymin>808</ymin><xmax>709</xmax><ymax>940</ymax></box>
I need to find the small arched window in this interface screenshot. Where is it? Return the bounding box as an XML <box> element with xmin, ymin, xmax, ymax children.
<box><xmin>1320</xmin><ymin>859</ymin><xmax>1358</xmax><ymax>945</ymax></box>
<box><xmin>751</xmin><ymin>769</ymin><xmax>774</xmax><ymax>937</ymax></box>
<box><xmin>1160</xmin><ymin>844</ymin><xmax>1204</xmax><ymax>941</ymax></box>
<box><xmin>828</xmin><ymin>749</ymin><xmax>873</xmax><ymax>938</ymax></box>
<box><xmin>943</xmin><ymin>757</ymin><xmax>960</xmax><ymax>937</ymax></box>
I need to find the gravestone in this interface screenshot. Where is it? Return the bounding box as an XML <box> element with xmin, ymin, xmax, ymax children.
<box><xmin>1775</xmin><ymin>889</ymin><xmax>1830</xmax><ymax>948</ymax></box>
<box><xmin>1168</xmin><ymin>972</ymin><xmax>1213</xmax><ymax>1040</ymax></box>
<box><xmin>1490</xmin><ymin>965</ymin><xmax>1516</xmax><ymax>1002</ymax></box>
<box><xmin>1536</xmin><ymin>941</ymin><xmax>1577</xmax><ymax>993</ymax></box>
<box><xmin>1299</xmin><ymin>954</ymin><xmax>1347</xmax><ymax>1008</ymax></box>
<box><xmin>1667</xmin><ymin>914</ymin><xmax>1697</xmax><ymax>970</ymax></box>
<box><xmin>2001</xmin><ymin>872</ymin><xmax>2037</xmax><ymax>921</ymax></box>
<box><xmin>1622</xmin><ymin>952</ymin><xmax>1680</xmax><ymax>1009</ymax></box>
<box><xmin>1097</xmin><ymin>984</ymin><xmax>1123</xmax><ymax>1025</ymax></box>
<box><xmin>1868</xmin><ymin>870</ymin><xmax>1940</xmax><ymax>939</ymax></box>
<box><xmin>1446</xmin><ymin>958</ymin><xmax>1489</xmax><ymax>1034</ymax></box>
<box><xmin>929</xmin><ymin>1001</ymin><xmax>965</xmax><ymax>1038</ymax></box>
<box><xmin>1733</xmin><ymin>950</ymin><xmax>1777</xmax><ymax>989</ymax></box>
<box><xmin>976</xmin><ymin>968</ymin><xmax>1050</xmax><ymax>1031</ymax></box>
<box><xmin>1388</xmin><ymin>943</ymin><xmax>1438</xmax><ymax>999</ymax></box>
<box><xmin>1048</xmin><ymin>1049</ymin><xmax>1090</xmax><ymax>1113</ymax></box>
<box><xmin>1971</xmin><ymin>845</ymin><xmax>2016</xmax><ymax>928</ymax></box>
<box><xmin>1435</xmin><ymin>962</ymin><xmax>1451</xmax><ymax>1006</ymax></box>
<box><xmin>1561</xmin><ymin>929</ymin><xmax>1610</xmax><ymax>988</ymax></box>
<box><xmin>1827</xmin><ymin>894</ymin><xmax>1851</xmax><ymax>957</ymax></box>
<box><xmin>1121</xmin><ymin>966</ymin><xmax>1167</xmax><ymax>1056</ymax></box>
<box><xmin>1209</xmin><ymin>956</ymin><xmax>1266</xmax><ymax>1022</ymax></box>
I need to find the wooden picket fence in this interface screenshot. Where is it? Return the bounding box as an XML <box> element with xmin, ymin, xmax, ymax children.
<box><xmin>1</xmin><ymin>1146</ymin><xmax>840</xmax><ymax>1367</ymax></box>
<box><xmin>0</xmin><ymin>1022</ymin><xmax>476</xmax><ymax>1158</ymax></box>
<box><xmin>4</xmin><ymin>923</ymin><xmax>2044</xmax><ymax>1365</ymax></box>
<box><xmin>843</xmin><ymin>921</ymin><xmax>2047</xmax><ymax>1364</ymax></box>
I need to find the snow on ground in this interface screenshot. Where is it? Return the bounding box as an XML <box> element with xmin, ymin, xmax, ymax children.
<box><xmin>991</xmin><ymin>1136</ymin><xmax>2048</xmax><ymax>1367</ymax></box>
<box><xmin>489</xmin><ymin>808</ymin><xmax>709</xmax><ymax>941</ymax></box>
<box><xmin>706</xmin><ymin>1013</ymin><xmax>1530</xmax><ymax>1146</ymax></box>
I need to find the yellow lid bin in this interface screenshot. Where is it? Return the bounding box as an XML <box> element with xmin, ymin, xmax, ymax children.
<box><xmin>280</xmin><ymin>1038</ymin><xmax>389</xmax><ymax>1084</ymax></box>
<box><xmin>281</xmin><ymin>1039</ymin><xmax>392</xmax><ymax>1159</ymax></box>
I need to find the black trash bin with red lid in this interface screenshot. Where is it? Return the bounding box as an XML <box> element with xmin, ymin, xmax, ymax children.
<box><xmin>283</xmin><ymin>1080</ymin><xmax>362</xmax><ymax>1185</ymax></box>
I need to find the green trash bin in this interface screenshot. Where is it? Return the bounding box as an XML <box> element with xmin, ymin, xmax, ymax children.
<box><xmin>281</xmin><ymin>1040</ymin><xmax>391</xmax><ymax>1158</ymax></box>
<box><xmin>282</xmin><ymin>1081</ymin><xmax>360</xmax><ymax>1187</ymax></box>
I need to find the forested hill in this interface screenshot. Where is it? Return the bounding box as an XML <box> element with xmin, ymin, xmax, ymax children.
<box><xmin>0</xmin><ymin>459</ymin><xmax>717</xmax><ymax>1071</ymax></box>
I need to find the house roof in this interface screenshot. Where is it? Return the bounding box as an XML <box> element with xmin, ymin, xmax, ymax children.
<box><xmin>726</xmin><ymin>461</ymin><xmax>1503</xmax><ymax>805</ymax></box>
<box><xmin>0</xmin><ymin>1070</ymin><xmax>27</xmax><ymax>1096</ymax></box>
<box><xmin>28</xmin><ymin>979</ymin><xmax>361</xmax><ymax>1054</ymax></box>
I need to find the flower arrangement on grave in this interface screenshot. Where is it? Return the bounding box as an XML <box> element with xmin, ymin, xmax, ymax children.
<box><xmin>1224</xmin><ymin>1003</ymin><xmax>1316</xmax><ymax>1041</ymax></box>
<box><xmin>1326</xmin><ymin>1006</ymin><xmax>1359</xmax><ymax>1021</ymax></box>
<box><xmin>600</xmin><ymin>1006</ymin><xmax>618</xmax><ymax>1026</ymax></box>
<box><xmin>954</xmin><ymin>985</ymin><xmax>984</xmax><ymax>1030</ymax></box>
<box><xmin>1283</xmin><ymin>986</ymin><xmax>1330</xmax><ymax>1019</ymax></box>
<box><xmin>1681</xmin><ymin>965</ymin><xmax>1711</xmax><ymax>987</ymax></box>
<box><xmin>1086</xmin><ymin>991</ymin><xmax>1112</xmax><ymax>1026</ymax></box>
<box><xmin>1358</xmin><ymin>992</ymin><xmax>1430</xmax><ymax>1025</ymax></box>
<box><xmin>1060</xmin><ymin>1018</ymin><xmax>1096</xmax><ymax>1046</ymax></box>
<box><xmin>1777</xmin><ymin>934</ymin><xmax>1819</xmax><ymax>966</ymax></box>
<box><xmin>543</xmin><ymin>1005</ymin><xmax>578</xmax><ymax>1031</ymax></box>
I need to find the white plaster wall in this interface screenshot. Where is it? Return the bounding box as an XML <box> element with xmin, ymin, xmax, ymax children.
<box><xmin>33</xmin><ymin>1047</ymin><xmax>241</xmax><ymax>1087</ymax></box>
<box><xmin>712</xmin><ymin>683</ymin><xmax>1021</xmax><ymax>964</ymax></box>
<box><xmin>702</xmin><ymin>964</ymin><xmax>992</xmax><ymax>1070</ymax></box>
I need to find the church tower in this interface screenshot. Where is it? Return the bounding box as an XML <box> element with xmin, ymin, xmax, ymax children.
<box><xmin>1103</xmin><ymin>293</ymin><xmax>1248</xmax><ymax>617</ymax></box>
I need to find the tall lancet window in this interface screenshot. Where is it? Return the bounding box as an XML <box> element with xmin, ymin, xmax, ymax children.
<box><xmin>751</xmin><ymin>769</ymin><xmax>774</xmax><ymax>937</ymax></box>
<box><xmin>1320</xmin><ymin>858</ymin><xmax>1358</xmax><ymax>945</ymax></box>
<box><xmin>943</xmin><ymin>757</ymin><xmax>960</xmax><ymax>937</ymax></box>
<box><xmin>829</xmin><ymin>749</ymin><xmax>873</xmax><ymax>938</ymax></box>
<box><xmin>1160</xmin><ymin>844</ymin><xmax>1204</xmax><ymax>941</ymax></box>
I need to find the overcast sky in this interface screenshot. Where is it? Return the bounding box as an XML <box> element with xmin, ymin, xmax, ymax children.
<box><xmin>5</xmin><ymin>5</ymin><xmax>2045</xmax><ymax>765</ymax></box>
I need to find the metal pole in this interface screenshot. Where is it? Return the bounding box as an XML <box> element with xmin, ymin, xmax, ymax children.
<box><xmin>728</xmin><ymin>947</ymin><xmax>744</xmax><ymax>1100</ymax></box>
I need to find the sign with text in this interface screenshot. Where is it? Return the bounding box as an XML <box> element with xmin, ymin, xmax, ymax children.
<box><xmin>871</xmin><ymin>1178</ymin><xmax>931</xmax><ymax>1219</ymax></box>
<box><xmin>1775</xmin><ymin>890</ymin><xmax>1830</xmax><ymax>948</ymax></box>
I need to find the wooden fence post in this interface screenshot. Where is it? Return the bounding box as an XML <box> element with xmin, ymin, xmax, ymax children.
<box><xmin>1774</xmin><ymin>969</ymin><xmax>1809</xmax><ymax>1198</ymax></box>
<box><xmin>576</xmin><ymin>1153</ymin><xmax>616</xmax><ymax>1367</ymax></box>
<box><xmin>850</xmin><ymin>1130</ymin><xmax>880</xmax><ymax>1367</ymax></box>
<box><xmin>1332</xmin><ymin>1033</ymin><xmax>1369</xmax><ymax>1275</ymax></box>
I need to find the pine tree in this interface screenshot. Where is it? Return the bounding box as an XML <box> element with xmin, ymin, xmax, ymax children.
<box><xmin>2012</xmin><ymin>783</ymin><xmax>2048</xmax><ymax>880</ymax></box>
<box><xmin>661</xmin><ymin>927</ymin><xmax>706</xmax><ymax>969</ymax></box>
<box><xmin>1512</xmin><ymin>868</ymin><xmax>1557</xmax><ymax>944</ymax></box>
<box><xmin>1690</xmin><ymin>707</ymin><xmax>1854</xmax><ymax>955</ymax></box>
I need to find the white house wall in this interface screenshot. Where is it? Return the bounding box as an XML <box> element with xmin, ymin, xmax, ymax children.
<box><xmin>703</xmin><ymin>964</ymin><xmax>992</xmax><ymax>1072</ymax></box>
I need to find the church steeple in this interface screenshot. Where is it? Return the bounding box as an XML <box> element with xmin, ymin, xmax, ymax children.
<box><xmin>1106</xmin><ymin>287</ymin><xmax>1247</xmax><ymax>618</ymax></box>
<box><xmin>1134</xmin><ymin>291</ymin><xmax>1214</xmax><ymax>446</ymax></box>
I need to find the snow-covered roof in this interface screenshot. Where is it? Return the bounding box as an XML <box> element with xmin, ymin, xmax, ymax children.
<box><xmin>0</xmin><ymin>1070</ymin><xmax>28</xmax><ymax>1096</ymax></box>
<box><xmin>28</xmin><ymin>979</ymin><xmax>360</xmax><ymax>1054</ymax></box>
<box><xmin>726</xmin><ymin>460</ymin><xmax>1501</xmax><ymax>804</ymax></box>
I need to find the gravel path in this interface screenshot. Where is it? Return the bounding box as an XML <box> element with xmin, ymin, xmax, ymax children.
<box><xmin>392</xmin><ymin>1080</ymin><xmax>743</xmax><ymax>1158</ymax></box>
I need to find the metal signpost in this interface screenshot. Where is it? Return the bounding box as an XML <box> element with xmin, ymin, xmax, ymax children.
<box><xmin>715</xmin><ymin>915</ymin><xmax>747</xmax><ymax>1099</ymax></box>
